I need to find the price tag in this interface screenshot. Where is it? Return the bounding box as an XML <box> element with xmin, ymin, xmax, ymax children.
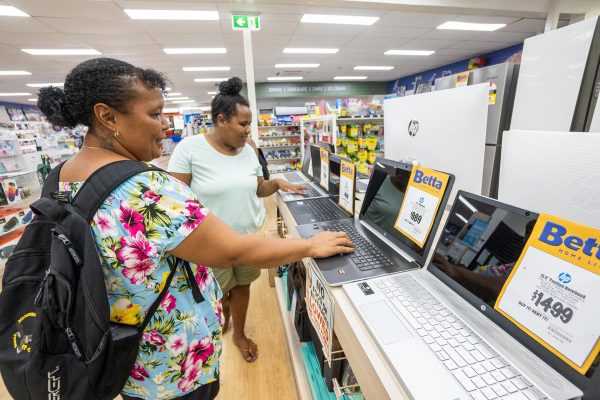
<box><xmin>338</xmin><ymin>159</ymin><xmax>355</xmax><ymax>215</ymax></box>
<box><xmin>394</xmin><ymin>166</ymin><xmax>450</xmax><ymax>248</ymax></box>
<box><xmin>495</xmin><ymin>214</ymin><xmax>600</xmax><ymax>374</ymax></box>
<box><xmin>306</xmin><ymin>265</ymin><xmax>334</xmax><ymax>365</ymax></box>
<box><xmin>319</xmin><ymin>148</ymin><xmax>329</xmax><ymax>191</ymax></box>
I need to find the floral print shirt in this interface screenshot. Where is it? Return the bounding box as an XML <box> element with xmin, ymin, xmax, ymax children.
<box><xmin>61</xmin><ymin>171</ymin><xmax>223</xmax><ymax>400</ymax></box>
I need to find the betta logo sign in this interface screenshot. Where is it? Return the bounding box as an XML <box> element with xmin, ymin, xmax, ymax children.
<box><xmin>539</xmin><ymin>221</ymin><xmax>600</xmax><ymax>262</ymax></box>
<box><xmin>413</xmin><ymin>169</ymin><xmax>443</xmax><ymax>190</ymax></box>
<box><xmin>341</xmin><ymin>164</ymin><xmax>353</xmax><ymax>175</ymax></box>
<box><xmin>408</xmin><ymin>120</ymin><xmax>419</xmax><ymax>136</ymax></box>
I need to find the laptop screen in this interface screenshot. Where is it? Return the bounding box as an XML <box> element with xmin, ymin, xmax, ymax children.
<box><xmin>301</xmin><ymin>143</ymin><xmax>311</xmax><ymax>176</ymax></box>
<box><xmin>429</xmin><ymin>191</ymin><xmax>598</xmax><ymax>385</ymax></box>
<box><xmin>360</xmin><ymin>159</ymin><xmax>453</xmax><ymax>264</ymax></box>
<box><xmin>310</xmin><ymin>145</ymin><xmax>322</xmax><ymax>184</ymax></box>
<box><xmin>328</xmin><ymin>154</ymin><xmax>354</xmax><ymax>201</ymax></box>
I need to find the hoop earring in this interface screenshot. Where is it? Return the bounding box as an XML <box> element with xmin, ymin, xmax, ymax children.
<box><xmin>114</xmin><ymin>130</ymin><xmax>120</xmax><ymax>139</ymax></box>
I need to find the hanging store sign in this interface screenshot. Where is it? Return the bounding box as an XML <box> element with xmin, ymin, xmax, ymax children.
<box><xmin>249</xmin><ymin>81</ymin><xmax>388</xmax><ymax>98</ymax></box>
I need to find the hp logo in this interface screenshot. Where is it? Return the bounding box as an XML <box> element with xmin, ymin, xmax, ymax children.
<box><xmin>408</xmin><ymin>120</ymin><xmax>419</xmax><ymax>136</ymax></box>
<box><xmin>480</xmin><ymin>305</ymin><xmax>487</xmax><ymax>312</ymax></box>
<box><xmin>558</xmin><ymin>272</ymin><xmax>572</xmax><ymax>284</ymax></box>
<box><xmin>419</xmin><ymin>197</ymin><xmax>425</xmax><ymax>204</ymax></box>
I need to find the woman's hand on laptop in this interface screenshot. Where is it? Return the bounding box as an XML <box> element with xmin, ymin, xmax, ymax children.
<box><xmin>279</xmin><ymin>180</ymin><xmax>309</xmax><ymax>195</ymax></box>
<box><xmin>308</xmin><ymin>232</ymin><xmax>354</xmax><ymax>258</ymax></box>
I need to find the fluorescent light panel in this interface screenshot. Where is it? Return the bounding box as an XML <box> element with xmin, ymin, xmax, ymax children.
<box><xmin>165</xmin><ymin>92</ymin><xmax>182</xmax><ymax>96</ymax></box>
<box><xmin>385</xmin><ymin>50</ymin><xmax>435</xmax><ymax>56</ymax></box>
<box><xmin>171</xmin><ymin>100</ymin><xmax>196</xmax><ymax>104</ymax></box>
<box><xmin>275</xmin><ymin>64</ymin><xmax>319</xmax><ymax>68</ymax></box>
<box><xmin>283</xmin><ymin>48</ymin><xmax>338</xmax><ymax>54</ymax></box>
<box><xmin>26</xmin><ymin>82</ymin><xmax>64</xmax><ymax>87</ymax></box>
<box><xmin>207</xmin><ymin>91</ymin><xmax>217</xmax><ymax>95</ymax></box>
<box><xmin>0</xmin><ymin>5</ymin><xmax>29</xmax><ymax>17</ymax></box>
<box><xmin>167</xmin><ymin>97</ymin><xmax>189</xmax><ymax>101</ymax></box>
<box><xmin>165</xmin><ymin>87</ymin><xmax>172</xmax><ymax>91</ymax></box>
<box><xmin>0</xmin><ymin>70</ymin><xmax>31</xmax><ymax>75</ymax></box>
<box><xmin>0</xmin><ymin>93</ymin><xmax>31</xmax><ymax>96</ymax></box>
<box><xmin>22</xmin><ymin>48</ymin><xmax>101</xmax><ymax>55</ymax></box>
<box><xmin>301</xmin><ymin>14</ymin><xmax>378</xmax><ymax>26</ymax></box>
<box><xmin>162</xmin><ymin>107</ymin><xmax>180</xmax><ymax>113</ymax></box>
<box><xmin>164</xmin><ymin>48</ymin><xmax>226</xmax><ymax>54</ymax></box>
<box><xmin>28</xmin><ymin>98</ymin><xmax>37</xmax><ymax>102</ymax></box>
<box><xmin>437</xmin><ymin>21</ymin><xmax>506</xmax><ymax>31</ymax></box>
<box><xmin>124</xmin><ymin>9</ymin><xmax>219</xmax><ymax>20</ymax></box>
<box><xmin>354</xmin><ymin>66</ymin><xmax>393</xmax><ymax>70</ymax></box>
<box><xmin>268</xmin><ymin>76</ymin><xmax>303</xmax><ymax>81</ymax></box>
<box><xmin>458</xmin><ymin>195</ymin><xmax>478</xmax><ymax>213</ymax></box>
<box><xmin>194</xmin><ymin>78</ymin><xmax>227</xmax><ymax>83</ymax></box>
<box><xmin>334</xmin><ymin>76</ymin><xmax>367</xmax><ymax>80</ymax></box>
<box><xmin>183</xmin><ymin>66</ymin><xmax>230</xmax><ymax>72</ymax></box>
<box><xmin>455</xmin><ymin>213</ymin><xmax>469</xmax><ymax>224</ymax></box>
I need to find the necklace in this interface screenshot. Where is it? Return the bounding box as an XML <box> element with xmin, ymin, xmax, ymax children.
<box><xmin>80</xmin><ymin>145</ymin><xmax>117</xmax><ymax>154</ymax></box>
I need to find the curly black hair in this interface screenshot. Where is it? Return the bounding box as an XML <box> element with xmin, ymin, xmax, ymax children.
<box><xmin>37</xmin><ymin>57</ymin><xmax>167</xmax><ymax>129</ymax></box>
<box><xmin>210</xmin><ymin>77</ymin><xmax>250</xmax><ymax>122</ymax></box>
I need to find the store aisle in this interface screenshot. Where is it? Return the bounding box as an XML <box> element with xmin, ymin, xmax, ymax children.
<box><xmin>0</xmin><ymin>170</ymin><xmax>299</xmax><ymax>400</ymax></box>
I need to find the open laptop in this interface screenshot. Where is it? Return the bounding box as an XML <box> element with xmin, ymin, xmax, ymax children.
<box><xmin>287</xmin><ymin>153</ymin><xmax>356</xmax><ymax>225</ymax></box>
<box><xmin>343</xmin><ymin>191</ymin><xmax>587</xmax><ymax>400</ymax></box>
<box><xmin>282</xmin><ymin>142</ymin><xmax>312</xmax><ymax>184</ymax></box>
<box><xmin>296</xmin><ymin>158</ymin><xmax>454</xmax><ymax>286</ymax></box>
<box><xmin>279</xmin><ymin>144</ymin><xmax>329</xmax><ymax>202</ymax></box>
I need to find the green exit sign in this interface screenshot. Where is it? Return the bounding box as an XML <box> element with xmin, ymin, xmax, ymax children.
<box><xmin>232</xmin><ymin>15</ymin><xmax>260</xmax><ymax>30</ymax></box>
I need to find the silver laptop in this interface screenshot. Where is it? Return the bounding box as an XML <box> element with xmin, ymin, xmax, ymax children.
<box><xmin>282</xmin><ymin>142</ymin><xmax>312</xmax><ymax>184</ymax></box>
<box><xmin>279</xmin><ymin>144</ymin><xmax>328</xmax><ymax>202</ymax></box>
<box><xmin>343</xmin><ymin>191</ymin><xmax>588</xmax><ymax>400</ymax></box>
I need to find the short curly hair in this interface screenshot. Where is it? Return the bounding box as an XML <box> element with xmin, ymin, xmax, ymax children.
<box><xmin>211</xmin><ymin>77</ymin><xmax>250</xmax><ymax>122</ymax></box>
<box><xmin>37</xmin><ymin>57</ymin><xmax>167</xmax><ymax>129</ymax></box>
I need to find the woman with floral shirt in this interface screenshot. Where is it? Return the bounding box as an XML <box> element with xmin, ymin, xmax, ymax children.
<box><xmin>37</xmin><ymin>57</ymin><xmax>353</xmax><ymax>400</ymax></box>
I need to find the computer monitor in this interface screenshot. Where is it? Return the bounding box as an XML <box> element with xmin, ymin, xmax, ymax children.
<box><xmin>318</xmin><ymin>141</ymin><xmax>335</xmax><ymax>153</ymax></box>
<box><xmin>310</xmin><ymin>144</ymin><xmax>323</xmax><ymax>185</ymax></box>
<box><xmin>383</xmin><ymin>83</ymin><xmax>489</xmax><ymax>204</ymax></box>
<box><xmin>429</xmin><ymin>191</ymin><xmax>598</xmax><ymax>390</ymax></box>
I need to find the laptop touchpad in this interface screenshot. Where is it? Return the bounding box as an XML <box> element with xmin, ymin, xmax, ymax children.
<box><xmin>360</xmin><ymin>301</ymin><xmax>413</xmax><ymax>345</ymax></box>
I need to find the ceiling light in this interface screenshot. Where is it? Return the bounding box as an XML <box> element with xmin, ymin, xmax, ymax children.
<box><xmin>164</xmin><ymin>48</ymin><xmax>226</xmax><ymax>54</ymax></box>
<box><xmin>207</xmin><ymin>91</ymin><xmax>217</xmax><ymax>95</ymax></box>
<box><xmin>165</xmin><ymin>92</ymin><xmax>182</xmax><ymax>96</ymax></box>
<box><xmin>0</xmin><ymin>70</ymin><xmax>31</xmax><ymax>75</ymax></box>
<box><xmin>437</xmin><ymin>21</ymin><xmax>506</xmax><ymax>31</ymax></box>
<box><xmin>167</xmin><ymin>97</ymin><xmax>189</xmax><ymax>101</ymax></box>
<box><xmin>334</xmin><ymin>76</ymin><xmax>367</xmax><ymax>80</ymax></box>
<box><xmin>384</xmin><ymin>50</ymin><xmax>435</xmax><ymax>56</ymax></box>
<box><xmin>301</xmin><ymin>14</ymin><xmax>378</xmax><ymax>25</ymax></box>
<box><xmin>458</xmin><ymin>195</ymin><xmax>478</xmax><ymax>213</ymax></box>
<box><xmin>0</xmin><ymin>5</ymin><xmax>29</xmax><ymax>17</ymax></box>
<box><xmin>171</xmin><ymin>100</ymin><xmax>196</xmax><ymax>104</ymax></box>
<box><xmin>283</xmin><ymin>48</ymin><xmax>338</xmax><ymax>54</ymax></box>
<box><xmin>22</xmin><ymin>48</ymin><xmax>101</xmax><ymax>55</ymax></box>
<box><xmin>165</xmin><ymin>87</ymin><xmax>172</xmax><ymax>91</ymax></box>
<box><xmin>124</xmin><ymin>9</ymin><xmax>219</xmax><ymax>20</ymax></box>
<box><xmin>354</xmin><ymin>66</ymin><xmax>393</xmax><ymax>71</ymax></box>
<box><xmin>183</xmin><ymin>106</ymin><xmax>211</xmax><ymax>111</ymax></box>
<box><xmin>26</xmin><ymin>82</ymin><xmax>64</xmax><ymax>87</ymax></box>
<box><xmin>28</xmin><ymin>98</ymin><xmax>37</xmax><ymax>102</ymax></box>
<box><xmin>183</xmin><ymin>66</ymin><xmax>230</xmax><ymax>72</ymax></box>
<box><xmin>275</xmin><ymin>64</ymin><xmax>319</xmax><ymax>68</ymax></box>
<box><xmin>0</xmin><ymin>93</ymin><xmax>31</xmax><ymax>96</ymax></box>
<box><xmin>162</xmin><ymin>107</ymin><xmax>180</xmax><ymax>113</ymax></box>
<box><xmin>194</xmin><ymin>78</ymin><xmax>228</xmax><ymax>83</ymax></box>
<box><xmin>268</xmin><ymin>76</ymin><xmax>303</xmax><ymax>81</ymax></box>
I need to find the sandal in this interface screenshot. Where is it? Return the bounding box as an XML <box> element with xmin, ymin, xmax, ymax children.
<box><xmin>232</xmin><ymin>336</ymin><xmax>259</xmax><ymax>363</ymax></box>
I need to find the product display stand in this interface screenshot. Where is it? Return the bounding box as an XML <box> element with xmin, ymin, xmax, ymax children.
<box><xmin>301</xmin><ymin>115</ymin><xmax>337</xmax><ymax>152</ymax></box>
<box><xmin>258</xmin><ymin>123</ymin><xmax>303</xmax><ymax>174</ymax></box>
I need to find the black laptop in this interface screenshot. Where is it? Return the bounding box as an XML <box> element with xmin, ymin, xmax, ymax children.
<box><xmin>296</xmin><ymin>158</ymin><xmax>455</xmax><ymax>285</ymax></box>
<box><xmin>279</xmin><ymin>144</ymin><xmax>329</xmax><ymax>202</ymax></box>
<box><xmin>287</xmin><ymin>153</ymin><xmax>356</xmax><ymax>225</ymax></box>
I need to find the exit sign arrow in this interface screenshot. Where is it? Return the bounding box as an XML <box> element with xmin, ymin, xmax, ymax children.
<box><xmin>232</xmin><ymin>15</ymin><xmax>260</xmax><ymax>30</ymax></box>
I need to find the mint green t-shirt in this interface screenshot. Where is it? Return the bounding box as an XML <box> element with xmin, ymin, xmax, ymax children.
<box><xmin>168</xmin><ymin>135</ymin><xmax>265</xmax><ymax>234</ymax></box>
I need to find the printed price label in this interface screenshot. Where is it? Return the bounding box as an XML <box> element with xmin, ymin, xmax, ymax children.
<box><xmin>306</xmin><ymin>265</ymin><xmax>334</xmax><ymax>365</ymax></box>
<box><xmin>394</xmin><ymin>166</ymin><xmax>449</xmax><ymax>247</ymax></box>
<box><xmin>320</xmin><ymin>149</ymin><xmax>329</xmax><ymax>191</ymax></box>
<box><xmin>338</xmin><ymin>159</ymin><xmax>355</xmax><ymax>215</ymax></box>
<box><xmin>495</xmin><ymin>214</ymin><xmax>600</xmax><ymax>373</ymax></box>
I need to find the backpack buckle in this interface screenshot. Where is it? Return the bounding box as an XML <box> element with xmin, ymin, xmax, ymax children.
<box><xmin>50</xmin><ymin>191</ymin><xmax>72</xmax><ymax>203</ymax></box>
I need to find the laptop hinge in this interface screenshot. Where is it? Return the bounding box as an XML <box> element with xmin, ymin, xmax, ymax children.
<box><xmin>359</xmin><ymin>220</ymin><xmax>417</xmax><ymax>265</ymax></box>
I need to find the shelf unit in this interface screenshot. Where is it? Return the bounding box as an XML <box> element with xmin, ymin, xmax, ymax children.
<box><xmin>258</xmin><ymin>124</ymin><xmax>303</xmax><ymax>174</ymax></box>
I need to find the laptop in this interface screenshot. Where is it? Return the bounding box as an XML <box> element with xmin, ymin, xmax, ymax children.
<box><xmin>287</xmin><ymin>153</ymin><xmax>356</xmax><ymax>225</ymax></box>
<box><xmin>279</xmin><ymin>144</ymin><xmax>329</xmax><ymax>202</ymax></box>
<box><xmin>296</xmin><ymin>158</ymin><xmax>454</xmax><ymax>286</ymax></box>
<box><xmin>343</xmin><ymin>191</ymin><xmax>587</xmax><ymax>400</ymax></box>
<box><xmin>282</xmin><ymin>142</ymin><xmax>312</xmax><ymax>184</ymax></box>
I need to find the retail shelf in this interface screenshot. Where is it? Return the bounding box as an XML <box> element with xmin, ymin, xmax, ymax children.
<box><xmin>303</xmin><ymin>115</ymin><xmax>335</xmax><ymax>122</ymax></box>
<box><xmin>275</xmin><ymin>277</ymin><xmax>314</xmax><ymax>400</ymax></box>
<box><xmin>265</xmin><ymin>157</ymin><xmax>301</xmax><ymax>162</ymax></box>
<box><xmin>260</xmin><ymin>145</ymin><xmax>301</xmax><ymax>150</ymax></box>
<box><xmin>259</xmin><ymin>124</ymin><xmax>300</xmax><ymax>128</ymax></box>
<box><xmin>0</xmin><ymin>169</ymin><xmax>36</xmax><ymax>178</ymax></box>
<box><xmin>259</xmin><ymin>135</ymin><xmax>301</xmax><ymax>139</ymax></box>
<box><xmin>337</xmin><ymin>115</ymin><xmax>384</xmax><ymax>122</ymax></box>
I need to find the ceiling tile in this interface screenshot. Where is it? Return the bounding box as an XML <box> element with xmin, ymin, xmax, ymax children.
<box><xmin>37</xmin><ymin>17</ymin><xmax>145</xmax><ymax>35</ymax></box>
<box><xmin>501</xmin><ymin>18</ymin><xmax>546</xmax><ymax>33</ymax></box>
<box><xmin>417</xmin><ymin>29</ymin><xmax>482</xmax><ymax>41</ymax></box>
<box><xmin>0</xmin><ymin>17</ymin><xmax>58</xmax><ymax>33</ymax></box>
<box><xmin>377</xmin><ymin>11</ymin><xmax>458</xmax><ymax>28</ymax></box>
<box><xmin>286</xmin><ymin>35</ymin><xmax>354</xmax><ymax>47</ymax></box>
<box><xmin>472</xmin><ymin>31</ymin><xmax>536</xmax><ymax>43</ymax></box>
<box><xmin>359</xmin><ymin>25</ymin><xmax>431</xmax><ymax>39</ymax></box>
<box><xmin>0</xmin><ymin>32</ymin><xmax>81</xmax><ymax>47</ymax></box>
<box><xmin>9</xmin><ymin>0</ymin><xmax>128</xmax><ymax>19</ymax></box>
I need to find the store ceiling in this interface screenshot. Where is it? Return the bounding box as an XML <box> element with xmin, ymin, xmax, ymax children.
<box><xmin>0</xmin><ymin>0</ymin><xmax>595</xmax><ymax>106</ymax></box>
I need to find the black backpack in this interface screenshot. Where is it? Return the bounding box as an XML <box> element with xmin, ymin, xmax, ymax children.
<box><xmin>0</xmin><ymin>160</ymin><xmax>199</xmax><ymax>399</ymax></box>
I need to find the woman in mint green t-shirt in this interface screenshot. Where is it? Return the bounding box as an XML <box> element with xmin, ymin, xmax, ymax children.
<box><xmin>168</xmin><ymin>77</ymin><xmax>305</xmax><ymax>363</ymax></box>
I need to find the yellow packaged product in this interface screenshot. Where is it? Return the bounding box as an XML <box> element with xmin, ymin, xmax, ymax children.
<box><xmin>357</xmin><ymin>162</ymin><xmax>369</xmax><ymax>175</ymax></box>
<box><xmin>366</xmin><ymin>137</ymin><xmax>378</xmax><ymax>151</ymax></box>
<box><xmin>358</xmin><ymin>137</ymin><xmax>367</xmax><ymax>149</ymax></box>
<box><xmin>357</xmin><ymin>150</ymin><xmax>368</xmax><ymax>162</ymax></box>
<box><xmin>346</xmin><ymin>140</ymin><xmax>358</xmax><ymax>154</ymax></box>
<box><xmin>341</xmin><ymin>137</ymin><xmax>349</xmax><ymax>147</ymax></box>
<box><xmin>368</xmin><ymin>151</ymin><xmax>377</xmax><ymax>164</ymax></box>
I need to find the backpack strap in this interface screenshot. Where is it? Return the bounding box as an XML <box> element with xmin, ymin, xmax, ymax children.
<box><xmin>40</xmin><ymin>161</ymin><xmax>66</xmax><ymax>198</ymax></box>
<box><xmin>70</xmin><ymin>160</ymin><xmax>163</xmax><ymax>222</ymax></box>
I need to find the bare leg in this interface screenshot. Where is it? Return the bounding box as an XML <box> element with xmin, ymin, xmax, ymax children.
<box><xmin>221</xmin><ymin>291</ymin><xmax>231</xmax><ymax>334</ymax></box>
<box><xmin>229</xmin><ymin>284</ymin><xmax>258</xmax><ymax>362</ymax></box>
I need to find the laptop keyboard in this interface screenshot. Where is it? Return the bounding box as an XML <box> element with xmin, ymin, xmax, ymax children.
<box><xmin>283</xmin><ymin>172</ymin><xmax>306</xmax><ymax>183</ymax></box>
<box><xmin>297</xmin><ymin>198</ymin><xmax>348</xmax><ymax>222</ymax></box>
<box><xmin>376</xmin><ymin>274</ymin><xmax>548</xmax><ymax>400</ymax></box>
<box><xmin>283</xmin><ymin>185</ymin><xmax>323</xmax><ymax>199</ymax></box>
<box><xmin>323</xmin><ymin>222</ymin><xmax>394</xmax><ymax>270</ymax></box>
